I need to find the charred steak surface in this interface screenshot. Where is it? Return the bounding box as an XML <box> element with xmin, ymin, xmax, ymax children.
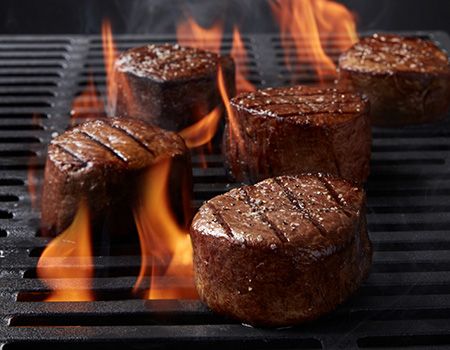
<box><xmin>41</xmin><ymin>118</ymin><xmax>191</xmax><ymax>236</ymax></box>
<box><xmin>191</xmin><ymin>173</ymin><xmax>372</xmax><ymax>327</ymax></box>
<box><xmin>224</xmin><ymin>85</ymin><xmax>371</xmax><ymax>183</ymax></box>
<box><xmin>339</xmin><ymin>34</ymin><xmax>450</xmax><ymax>125</ymax></box>
<box><xmin>116</xmin><ymin>44</ymin><xmax>227</xmax><ymax>82</ymax></box>
<box><xmin>113</xmin><ymin>44</ymin><xmax>235</xmax><ymax>131</ymax></box>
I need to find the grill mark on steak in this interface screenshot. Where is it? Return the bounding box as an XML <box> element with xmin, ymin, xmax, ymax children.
<box><xmin>78</xmin><ymin>131</ymin><xmax>129</xmax><ymax>163</ymax></box>
<box><xmin>110</xmin><ymin>120</ymin><xmax>175</xmax><ymax>150</ymax></box>
<box><xmin>54</xmin><ymin>144</ymin><xmax>87</xmax><ymax>167</ymax></box>
<box><xmin>317</xmin><ymin>176</ymin><xmax>355</xmax><ymax>217</ymax></box>
<box><xmin>273</xmin><ymin>178</ymin><xmax>329</xmax><ymax>240</ymax></box>
<box><xmin>239</xmin><ymin>187</ymin><xmax>289</xmax><ymax>243</ymax></box>
<box><xmin>109</xmin><ymin>123</ymin><xmax>157</xmax><ymax>157</ymax></box>
<box><xmin>207</xmin><ymin>203</ymin><xmax>234</xmax><ymax>239</ymax></box>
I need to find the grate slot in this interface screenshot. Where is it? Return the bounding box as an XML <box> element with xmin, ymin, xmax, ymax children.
<box><xmin>0</xmin><ymin>179</ymin><xmax>24</xmax><ymax>186</ymax></box>
<box><xmin>371</xmin><ymin>158</ymin><xmax>445</xmax><ymax>165</ymax></box>
<box><xmin>0</xmin><ymin>102</ymin><xmax>51</xmax><ymax>108</ymax></box>
<box><xmin>0</xmin><ymin>113</ymin><xmax>48</xmax><ymax>119</ymax></box>
<box><xmin>22</xmin><ymin>266</ymin><xmax>142</xmax><ymax>279</ymax></box>
<box><xmin>0</xmin><ymin>81</ymin><xmax>58</xmax><ymax>87</ymax></box>
<box><xmin>0</xmin><ymin>92</ymin><xmax>55</xmax><ymax>98</ymax></box>
<box><xmin>0</xmin><ymin>195</ymin><xmax>19</xmax><ymax>202</ymax></box>
<box><xmin>0</xmin><ymin>53</ymin><xmax>66</xmax><ymax>60</ymax></box>
<box><xmin>369</xmin><ymin>205</ymin><xmax>450</xmax><ymax>214</ymax></box>
<box><xmin>0</xmin><ymin>39</ymin><xmax>70</xmax><ymax>44</ymax></box>
<box><xmin>0</xmin><ymin>210</ymin><xmax>13</xmax><ymax>219</ymax></box>
<box><xmin>0</xmin><ymin>47</ymin><xmax>68</xmax><ymax>53</ymax></box>
<box><xmin>358</xmin><ymin>335</ymin><xmax>450</xmax><ymax>348</ymax></box>
<box><xmin>0</xmin><ymin>62</ymin><xmax>65</xmax><ymax>68</ymax></box>
<box><xmin>0</xmin><ymin>164</ymin><xmax>45</xmax><ymax>171</ymax></box>
<box><xmin>3</xmin><ymin>339</ymin><xmax>322</xmax><ymax>350</ymax></box>
<box><xmin>0</xmin><ymin>70</ymin><xmax>61</xmax><ymax>78</ymax></box>
<box><xmin>0</xmin><ymin>125</ymin><xmax>44</xmax><ymax>131</ymax></box>
<box><xmin>9</xmin><ymin>312</ymin><xmax>230</xmax><ymax>327</ymax></box>
<box><xmin>0</xmin><ymin>150</ymin><xmax>36</xmax><ymax>157</ymax></box>
<box><xmin>372</xmin><ymin>262</ymin><xmax>450</xmax><ymax>273</ymax></box>
<box><xmin>0</xmin><ymin>138</ymin><xmax>41</xmax><ymax>145</ymax></box>
<box><xmin>359</xmin><ymin>284</ymin><xmax>450</xmax><ymax>296</ymax></box>
<box><xmin>16</xmin><ymin>290</ymin><xmax>146</xmax><ymax>302</ymax></box>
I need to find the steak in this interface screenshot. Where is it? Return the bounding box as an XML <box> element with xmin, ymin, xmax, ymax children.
<box><xmin>339</xmin><ymin>34</ymin><xmax>450</xmax><ymax>126</ymax></box>
<box><xmin>41</xmin><ymin>118</ymin><xmax>192</xmax><ymax>237</ymax></box>
<box><xmin>224</xmin><ymin>86</ymin><xmax>371</xmax><ymax>184</ymax></box>
<box><xmin>190</xmin><ymin>173</ymin><xmax>372</xmax><ymax>327</ymax></box>
<box><xmin>112</xmin><ymin>44</ymin><xmax>236</xmax><ymax>131</ymax></box>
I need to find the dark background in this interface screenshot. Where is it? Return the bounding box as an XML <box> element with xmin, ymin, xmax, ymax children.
<box><xmin>0</xmin><ymin>0</ymin><xmax>449</xmax><ymax>35</ymax></box>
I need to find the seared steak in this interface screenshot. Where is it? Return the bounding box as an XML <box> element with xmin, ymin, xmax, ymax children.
<box><xmin>339</xmin><ymin>34</ymin><xmax>450</xmax><ymax>126</ymax></box>
<box><xmin>112</xmin><ymin>44</ymin><xmax>236</xmax><ymax>131</ymax></box>
<box><xmin>41</xmin><ymin>118</ymin><xmax>191</xmax><ymax>236</ymax></box>
<box><xmin>224</xmin><ymin>86</ymin><xmax>371</xmax><ymax>183</ymax></box>
<box><xmin>191</xmin><ymin>173</ymin><xmax>372</xmax><ymax>327</ymax></box>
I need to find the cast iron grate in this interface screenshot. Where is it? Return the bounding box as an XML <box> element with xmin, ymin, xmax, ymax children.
<box><xmin>0</xmin><ymin>32</ymin><xmax>450</xmax><ymax>349</ymax></box>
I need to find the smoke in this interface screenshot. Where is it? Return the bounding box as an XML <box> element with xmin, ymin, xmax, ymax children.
<box><xmin>0</xmin><ymin>0</ymin><xmax>449</xmax><ymax>35</ymax></box>
<box><xmin>120</xmin><ymin>0</ymin><xmax>278</xmax><ymax>34</ymax></box>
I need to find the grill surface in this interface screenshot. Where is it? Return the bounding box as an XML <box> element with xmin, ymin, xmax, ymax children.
<box><xmin>1</xmin><ymin>32</ymin><xmax>450</xmax><ymax>349</ymax></box>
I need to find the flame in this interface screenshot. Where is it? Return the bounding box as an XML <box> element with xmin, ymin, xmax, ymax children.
<box><xmin>179</xmin><ymin>106</ymin><xmax>221</xmax><ymax>149</ymax></box>
<box><xmin>133</xmin><ymin>159</ymin><xmax>196</xmax><ymax>299</ymax></box>
<box><xmin>102</xmin><ymin>19</ymin><xmax>118</xmax><ymax>113</ymax></box>
<box><xmin>218</xmin><ymin>65</ymin><xmax>244</xmax><ymax>157</ymax></box>
<box><xmin>231</xmin><ymin>27</ymin><xmax>256</xmax><ymax>92</ymax></box>
<box><xmin>176</xmin><ymin>16</ymin><xmax>227</xmax><ymax>167</ymax></box>
<box><xmin>179</xmin><ymin>106</ymin><xmax>221</xmax><ymax>169</ymax></box>
<box><xmin>70</xmin><ymin>19</ymin><xmax>119</xmax><ymax>123</ymax></box>
<box><xmin>70</xmin><ymin>75</ymin><xmax>104</xmax><ymax>125</ymax></box>
<box><xmin>36</xmin><ymin>201</ymin><xmax>94</xmax><ymax>301</ymax></box>
<box><xmin>102</xmin><ymin>19</ymin><xmax>136</xmax><ymax>118</ymax></box>
<box><xmin>270</xmin><ymin>0</ymin><xmax>357</xmax><ymax>83</ymax></box>
<box><xmin>177</xmin><ymin>16</ymin><xmax>223</xmax><ymax>54</ymax></box>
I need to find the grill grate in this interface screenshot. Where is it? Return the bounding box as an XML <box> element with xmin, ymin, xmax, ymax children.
<box><xmin>0</xmin><ymin>32</ymin><xmax>450</xmax><ymax>349</ymax></box>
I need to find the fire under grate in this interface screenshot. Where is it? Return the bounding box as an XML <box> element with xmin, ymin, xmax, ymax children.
<box><xmin>0</xmin><ymin>32</ymin><xmax>450</xmax><ymax>349</ymax></box>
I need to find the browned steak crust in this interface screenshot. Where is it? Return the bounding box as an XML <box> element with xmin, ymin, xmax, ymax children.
<box><xmin>339</xmin><ymin>34</ymin><xmax>450</xmax><ymax>126</ymax></box>
<box><xmin>41</xmin><ymin>118</ymin><xmax>191</xmax><ymax>236</ymax></box>
<box><xmin>112</xmin><ymin>44</ymin><xmax>235</xmax><ymax>131</ymax></box>
<box><xmin>190</xmin><ymin>173</ymin><xmax>372</xmax><ymax>327</ymax></box>
<box><xmin>224</xmin><ymin>86</ymin><xmax>371</xmax><ymax>184</ymax></box>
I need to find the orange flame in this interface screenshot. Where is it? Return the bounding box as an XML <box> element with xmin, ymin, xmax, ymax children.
<box><xmin>70</xmin><ymin>20</ymin><xmax>121</xmax><ymax>123</ymax></box>
<box><xmin>179</xmin><ymin>106</ymin><xmax>221</xmax><ymax>149</ymax></box>
<box><xmin>133</xmin><ymin>159</ymin><xmax>196</xmax><ymax>299</ymax></box>
<box><xmin>176</xmin><ymin>16</ymin><xmax>227</xmax><ymax>167</ymax></box>
<box><xmin>177</xmin><ymin>16</ymin><xmax>223</xmax><ymax>54</ymax></box>
<box><xmin>231</xmin><ymin>27</ymin><xmax>256</xmax><ymax>92</ymax></box>
<box><xmin>271</xmin><ymin>0</ymin><xmax>357</xmax><ymax>83</ymax></box>
<box><xmin>102</xmin><ymin>19</ymin><xmax>118</xmax><ymax>112</ymax></box>
<box><xmin>218</xmin><ymin>65</ymin><xmax>244</xmax><ymax>157</ymax></box>
<box><xmin>36</xmin><ymin>201</ymin><xmax>94</xmax><ymax>301</ymax></box>
<box><xmin>70</xmin><ymin>76</ymin><xmax>104</xmax><ymax>125</ymax></box>
<box><xmin>102</xmin><ymin>19</ymin><xmax>136</xmax><ymax>118</ymax></box>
